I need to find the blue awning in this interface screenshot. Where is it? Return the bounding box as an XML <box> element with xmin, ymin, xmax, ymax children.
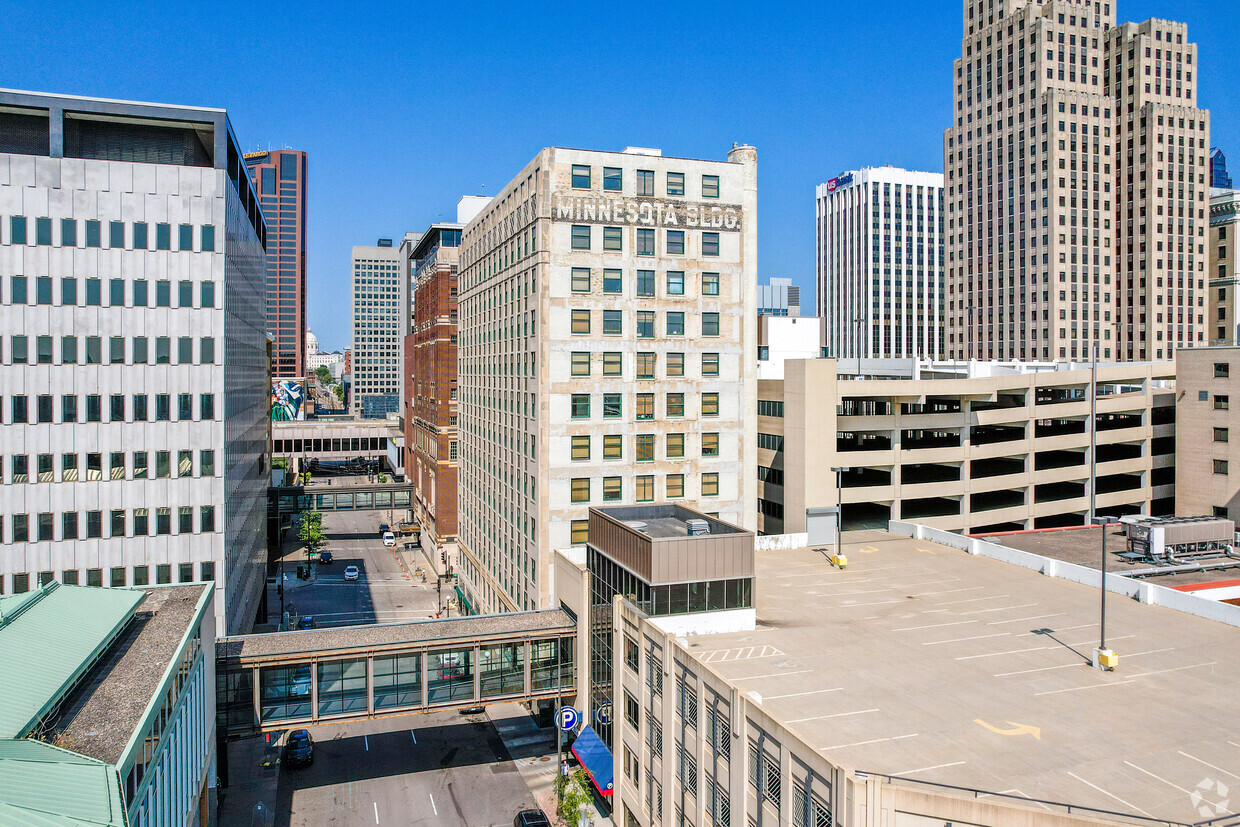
<box><xmin>570</xmin><ymin>724</ymin><xmax>614</xmax><ymax>797</ymax></box>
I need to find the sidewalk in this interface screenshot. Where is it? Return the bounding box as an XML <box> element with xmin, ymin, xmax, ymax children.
<box><xmin>217</xmin><ymin>733</ymin><xmax>283</xmax><ymax>827</ymax></box>
<box><xmin>488</xmin><ymin>703</ymin><xmax>612</xmax><ymax>827</ymax></box>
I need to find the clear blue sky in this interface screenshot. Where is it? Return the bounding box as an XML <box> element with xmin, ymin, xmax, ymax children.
<box><xmin>7</xmin><ymin>0</ymin><xmax>1238</xmax><ymax>351</ymax></box>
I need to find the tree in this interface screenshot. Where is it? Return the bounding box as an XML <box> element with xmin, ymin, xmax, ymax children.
<box><xmin>553</xmin><ymin>768</ymin><xmax>592</xmax><ymax>825</ymax></box>
<box><xmin>298</xmin><ymin>511</ymin><xmax>326</xmax><ymax>563</ymax></box>
<box><xmin>333</xmin><ymin>384</ymin><xmax>345</xmax><ymax>402</ymax></box>
<box><xmin>314</xmin><ymin>365</ymin><xmax>332</xmax><ymax>385</ymax></box>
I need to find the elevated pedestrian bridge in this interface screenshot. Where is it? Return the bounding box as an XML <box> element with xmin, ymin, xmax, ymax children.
<box><xmin>268</xmin><ymin>483</ymin><xmax>416</xmax><ymax>517</ymax></box>
<box><xmin>216</xmin><ymin>610</ymin><xmax>576</xmax><ymax>737</ymax></box>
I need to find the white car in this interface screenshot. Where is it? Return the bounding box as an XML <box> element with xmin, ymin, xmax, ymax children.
<box><xmin>382</xmin><ymin>532</ymin><xmax>396</xmax><ymax>547</ymax></box>
<box><xmin>344</xmin><ymin>565</ymin><xmax>360</xmax><ymax>581</ymax></box>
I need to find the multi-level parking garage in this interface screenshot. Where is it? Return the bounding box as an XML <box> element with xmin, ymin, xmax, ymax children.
<box><xmin>757</xmin><ymin>358</ymin><xmax>1176</xmax><ymax>535</ymax></box>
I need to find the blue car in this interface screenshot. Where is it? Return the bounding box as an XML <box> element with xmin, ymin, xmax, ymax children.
<box><xmin>283</xmin><ymin>729</ymin><xmax>314</xmax><ymax>768</ymax></box>
<box><xmin>319</xmin><ymin>551</ymin><xmax>333</xmax><ymax>564</ymax></box>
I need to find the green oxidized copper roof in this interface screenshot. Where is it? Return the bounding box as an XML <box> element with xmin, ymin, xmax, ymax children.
<box><xmin>0</xmin><ymin>739</ymin><xmax>127</xmax><ymax>826</ymax></box>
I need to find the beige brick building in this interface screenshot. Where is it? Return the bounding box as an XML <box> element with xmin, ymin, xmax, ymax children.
<box><xmin>1210</xmin><ymin>187</ymin><xmax>1239</xmax><ymax>344</ymax></box>
<box><xmin>1175</xmin><ymin>345</ymin><xmax>1240</xmax><ymax>520</ymax></box>
<box><xmin>456</xmin><ymin>146</ymin><xmax>758</xmax><ymax>615</ymax></box>
<box><xmin>757</xmin><ymin>358</ymin><xmax>1175</xmax><ymax>535</ymax></box>
<box><xmin>944</xmin><ymin>0</ymin><xmax>1210</xmax><ymax>363</ymax></box>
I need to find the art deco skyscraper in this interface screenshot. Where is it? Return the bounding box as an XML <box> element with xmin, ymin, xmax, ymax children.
<box><xmin>245</xmin><ymin>150</ymin><xmax>307</xmax><ymax>377</ymax></box>
<box><xmin>944</xmin><ymin>0</ymin><xmax>1210</xmax><ymax>363</ymax></box>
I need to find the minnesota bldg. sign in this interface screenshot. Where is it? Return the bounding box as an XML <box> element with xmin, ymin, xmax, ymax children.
<box><xmin>550</xmin><ymin>195</ymin><xmax>743</xmax><ymax>232</ymax></box>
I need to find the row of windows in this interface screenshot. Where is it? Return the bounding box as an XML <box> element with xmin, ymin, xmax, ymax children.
<box><xmin>273</xmin><ymin>438</ymin><xmax>387</xmax><ymax>454</ymax></box>
<box><xmin>569</xmin><ymin>392</ymin><xmax>720</xmax><ymax>419</ymax></box>
<box><xmin>569</xmin><ymin>352</ymin><xmax>722</xmax><ymax>379</ymax></box>
<box><xmin>1</xmin><ymin>217</ymin><xmax>216</xmax><ymax>252</ymax></box>
<box><xmin>568</xmin><ymin>267</ymin><xmax>720</xmax><ymax>297</ymax></box>
<box><xmin>570</xmin><ymin>309</ymin><xmax>722</xmax><ymax>337</ymax></box>
<box><xmin>4</xmin><ymin>394</ymin><xmax>216</xmax><ymax>425</ymax></box>
<box><xmin>4</xmin><ymin>335</ymin><xmax>216</xmax><ymax>366</ymax></box>
<box><xmin>568</xmin><ymin>472</ymin><xmax>720</xmax><ymax>504</ymax></box>
<box><xmin>3</xmin><ymin>275</ymin><xmax>216</xmax><ymax>308</ymax></box>
<box><xmin>569</xmin><ymin>432</ymin><xmax>721</xmax><ymax>462</ymax></box>
<box><xmin>570</xmin><ymin>166</ymin><xmax>720</xmax><ymax>199</ymax></box>
<box><xmin>569</xmin><ymin>226</ymin><xmax>722</xmax><ymax>257</ymax></box>
<box><xmin>4</xmin><ymin>450</ymin><xmax>216</xmax><ymax>483</ymax></box>
<box><xmin>2</xmin><ymin>506</ymin><xmax>217</xmax><ymax>544</ymax></box>
<box><xmin>0</xmin><ymin>560</ymin><xmax>215</xmax><ymax>595</ymax></box>
<box><xmin>757</xmin><ymin>400</ymin><xmax>785</xmax><ymax>417</ymax></box>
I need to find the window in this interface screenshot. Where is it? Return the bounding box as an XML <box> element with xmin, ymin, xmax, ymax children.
<box><xmin>702</xmin><ymin>352</ymin><xmax>720</xmax><ymax>376</ymax></box>
<box><xmin>156</xmin><ymin>507</ymin><xmax>172</xmax><ymax>536</ymax></box>
<box><xmin>110</xmin><ymin>510</ymin><xmax>125</xmax><ymax>538</ymax></box>
<box><xmin>60</xmin><ymin>218</ymin><xmax>77</xmax><ymax>246</ymax></box>
<box><xmin>61</xmin><ymin>335</ymin><xmax>77</xmax><ymax>364</ymax></box>
<box><xmin>571</xmin><ymin>310</ymin><xmax>590</xmax><ymax>335</ymax></box>
<box><xmin>36</xmin><ymin>336</ymin><xmax>52</xmax><ymax>364</ymax></box>
<box><xmin>625</xmin><ymin>689</ymin><xmax>640</xmax><ymax>725</ymax></box>
<box><xmin>571</xmin><ymin>165</ymin><xmax>591</xmax><ymax>188</ymax></box>
<box><xmin>637</xmin><ymin>311</ymin><xmax>655</xmax><ymax>338</ymax></box>
<box><xmin>571</xmin><ymin>394</ymin><xmax>590</xmax><ymax>419</ymax></box>
<box><xmin>667</xmin><ymin>474</ymin><xmax>685</xmax><ymax>499</ymax></box>
<box><xmin>1215</xmin><ymin>428</ymin><xmax>1229</xmax><ymax>443</ymax></box>
<box><xmin>133</xmin><ymin>222</ymin><xmax>148</xmax><ymax>249</ymax></box>
<box><xmin>702</xmin><ymin>174</ymin><xmax>720</xmax><ymax>198</ymax></box>
<box><xmin>36</xmin><ymin>217</ymin><xmax>52</xmax><ymax>245</ymax></box>
<box><xmin>178</xmin><ymin>450</ymin><xmax>192</xmax><ymax>476</ymax></box>
<box><xmin>667</xmin><ymin>172</ymin><xmax>685</xmax><ymax>196</ymax></box>
<box><xmin>632</xmin><ymin>433</ymin><xmax>654</xmax><ymax>463</ymax></box>
<box><xmin>603</xmin><ymin>269</ymin><xmax>622</xmax><ymax>294</ymax></box>
<box><xmin>109</xmin><ymin>452</ymin><xmax>125</xmax><ymax>480</ymax></box>
<box><xmin>37</xmin><ymin>513</ymin><xmax>54</xmax><ymax>541</ymax></box>
<box><xmin>702</xmin><ymin>473</ymin><xmax>720</xmax><ymax>496</ymax></box>
<box><xmin>37</xmin><ymin>396</ymin><xmax>53</xmax><ymax>423</ymax></box>
<box><xmin>571</xmin><ymin>436</ymin><xmax>591</xmax><ymax>462</ymax></box>
<box><xmin>177</xmin><ymin>337</ymin><xmax>192</xmax><ymax>363</ymax></box>
<box><xmin>667</xmin><ymin>433</ymin><xmax>685</xmax><ymax>458</ymax></box>
<box><xmin>1214</xmin><ymin>459</ymin><xmax>1229</xmax><ymax>475</ymax></box>
<box><xmin>603</xmin><ymin>394</ymin><xmax>622</xmax><ymax>418</ymax></box>
<box><xmin>702</xmin><ymin>312</ymin><xmax>721</xmax><ymax>336</ymax></box>
<box><xmin>36</xmin><ymin>277</ymin><xmax>52</xmax><ymax>304</ymax></box>
<box><xmin>155</xmin><ymin>562</ymin><xmax>170</xmax><ymax>583</ymax></box>
<box><xmin>602</xmin><ymin>352</ymin><xmax>622</xmax><ymax>376</ymax></box>
<box><xmin>9</xmin><ymin>216</ymin><xmax>27</xmax><ymax>244</ymax></box>
<box><xmin>156</xmin><ymin>223</ymin><xmax>171</xmax><ymax>250</ymax></box>
<box><xmin>179</xmin><ymin>223</ymin><xmax>193</xmax><ymax>250</ymax></box>
<box><xmin>179</xmin><ymin>506</ymin><xmax>194</xmax><ymax>533</ymax></box>
<box><xmin>603</xmin><ymin>227</ymin><xmax>623</xmax><ymax>251</ymax></box>
<box><xmin>571</xmin><ymin>351</ymin><xmax>591</xmax><ymax>376</ymax></box>
<box><xmin>666</xmin><ymin>311</ymin><xmax>685</xmax><ymax>336</ymax></box>
<box><xmin>156</xmin><ymin>336</ymin><xmax>170</xmax><ymax>364</ymax></box>
<box><xmin>155</xmin><ymin>451</ymin><xmax>171</xmax><ymax>479</ymax></box>
<box><xmin>637</xmin><ymin>228</ymin><xmax>655</xmax><ymax>256</ymax></box>
<box><xmin>85</xmin><ymin>395</ymin><xmax>101</xmax><ymax>423</ymax></box>
<box><xmin>201</xmin><ymin>506</ymin><xmax>216</xmax><ymax>532</ymax></box>
<box><xmin>571</xmin><ymin>225</ymin><xmax>591</xmax><ymax>249</ymax></box>
<box><xmin>201</xmin><ymin>450</ymin><xmax>215</xmax><ymax>476</ymax></box>
<box><xmin>603</xmin><ymin>167</ymin><xmax>622</xmax><ymax>191</ymax></box>
<box><xmin>667</xmin><ymin>230</ymin><xmax>685</xmax><ymax>254</ymax></box>
<box><xmin>85</xmin><ymin>278</ymin><xmax>100</xmax><ymax>306</ymax></box>
<box><xmin>62</xmin><ymin>277</ymin><xmax>77</xmax><ymax>305</ymax></box>
<box><xmin>571</xmin><ymin>478</ymin><xmax>591</xmax><ymax>503</ymax></box>
<box><xmin>201</xmin><ymin>281</ymin><xmax>215</xmax><ymax>307</ymax></box>
<box><xmin>702</xmin><ymin>232</ymin><xmax>720</xmax><ymax>257</ymax></box>
<box><xmin>571</xmin><ymin>268</ymin><xmax>591</xmax><ymax>292</ymax></box>
<box><xmin>200</xmin><ymin>394</ymin><xmax>215</xmax><ymax>419</ymax></box>
<box><xmin>634</xmin><ymin>270</ymin><xmax>656</xmax><ymax>297</ymax></box>
<box><xmin>200</xmin><ymin>337</ymin><xmax>215</xmax><ymax>364</ymax></box>
<box><xmin>178</xmin><ymin>279</ymin><xmax>193</xmax><ymax>307</ymax></box>
<box><xmin>703</xmin><ymin>273</ymin><xmax>720</xmax><ymax>295</ymax></box>
<box><xmin>636</xmin><ymin>475</ymin><xmax>655</xmax><ymax>502</ymax></box>
<box><xmin>62</xmin><ymin>512</ymin><xmax>78</xmax><ymax>539</ymax></box>
<box><xmin>571</xmin><ymin>519</ymin><xmax>589</xmax><ymax>544</ymax></box>
<box><xmin>85</xmin><ymin>220</ymin><xmax>101</xmax><ymax>247</ymax></box>
<box><xmin>667</xmin><ymin>271</ymin><xmax>685</xmax><ymax>295</ymax></box>
<box><xmin>667</xmin><ymin>352</ymin><xmax>685</xmax><ymax>377</ymax></box>
<box><xmin>636</xmin><ymin>393</ymin><xmax>654</xmax><ymax>420</ymax></box>
<box><xmin>133</xmin><ymin>279</ymin><xmax>148</xmax><ymax>306</ymax></box>
<box><xmin>156</xmin><ymin>280</ymin><xmax>171</xmax><ymax>307</ymax></box>
<box><xmin>603</xmin><ymin>435</ymin><xmax>623</xmax><ymax>459</ymax></box>
<box><xmin>603</xmin><ymin>476</ymin><xmax>622</xmax><ymax>501</ymax></box>
<box><xmin>134</xmin><ymin>452</ymin><xmax>148</xmax><ymax>479</ymax></box>
<box><xmin>703</xmin><ymin>433</ymin><xmax>720</xmax><ymax>456</ymax></box>
<box><xmin>62</xmin><ymin>453</ymin><xmax>78</xmax><ymax>481</ymax></box>
<box><xmin>637</xmin><ymin>169</ymin><xmax>655</xmax><ymax>196</ymax></box>
<box><xmin>12</xmin><ymin>335</ymin><xmax>27</xmax><ymax>363</ymax></box>
<box><xmin>12</xmin><ymin>455</ymin><xmax>28</xmax><ymax>483</ymax></box>
<box><xmin>62</xmin><ymin>396</ymin><xmax>77</xmax><ymax>423</ymax></box>
<box><xmin>1216</xmin><ymin>395</ymin><xmax>1230</xmax><ymax>411</ymax></box>
<box><xmin>667</xmin><ymin>393</ymin><xmax>685</xmax><ymax>417</ymax></box>
<box><xmin>1216</xmin><ymin>363</ymin><xmax>1231</xmax><ymax>378</ymax></box>
<box><xmin>637</xmin><ymin>352</ymin><xmax>656</xmax><ymax>379</ymax></box>
<box><xmin>201</xmin><ymin>225</ymin><xmax>215</xmax><ymax>252</ymax></box>
<box><xmin>108</xmin><ymin>220</ymin><xmax>124</xmax><ymax>248</ymax></box>
<box><xmin>703</xmin><ymin>393</ymin><xmax>720</xmax><ymax>416</ymax></box>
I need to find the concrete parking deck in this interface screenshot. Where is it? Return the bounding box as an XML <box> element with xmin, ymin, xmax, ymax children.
<box><xmin>681</xmin><ymin>530</ymin><xmax>1240</xmax><ymax>824</ymax></box>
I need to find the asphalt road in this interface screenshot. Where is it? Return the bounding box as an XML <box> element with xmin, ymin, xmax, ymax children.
<box><xmin>273</xmin><ymin>711</ymin><xmax>540</xmax><ymax>827</ymax></box>
<box><xmin>275</xmin><ymin>510</ymin><xmax>440</xmax><ymax>628</ymax></box>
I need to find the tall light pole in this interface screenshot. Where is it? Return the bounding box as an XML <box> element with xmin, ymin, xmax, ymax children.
<box><xmin>830</xmin><ymin>467</ymin><xmax>849</xmax><ymax>550</ymax></box>
<box><xmin>1091</xmin><ymin>515</ymin><xmax>1118</xmax><ymax>670</ymax></box>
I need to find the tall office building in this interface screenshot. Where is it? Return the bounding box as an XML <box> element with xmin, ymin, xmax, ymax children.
<box><xmin>756</xmin><ymin>276</ymin><xmax>801</xmax><ymax>316</ymax></box>
<box><xmin>245</xmin><ymin>149</ymin><xmax>307</xmax><ymax>377</ymax></box>
<box><xmin>457</xmin><ymin>145</ymin><xmax>758</xmax><ymax>614</ymax></box>
<box><xmin>944</xmin><ymin>0</ymin><xmax>1210</xmax><ymax>363</ymax></box>
<box><xmin>404</xmin><ymin>219</ymin><xmax>463</xmax><ymax>565</ymax></box>
<box><xmin>817</xmin><ymin>166</ymin><xmax>944</xmax><ymax>360</ymax></box>
<box><xmin>350</xmin><ymin>239</ymin><xmax>405</xmax><ymax>418</ymax></box>
<box><xmin>0</xmin><ymin>89</ymin><xmax>269</xmax><ymax>635</ymax></box>
<box><xmin>1211</xmin><ymin>147</ymin><xmax>1232</xmax><ymax>189</ymax></box>
<box><xmin>1210</xmin><ymin>187</ymin><xmax>1240</xmax><ymax>344</ymax></box>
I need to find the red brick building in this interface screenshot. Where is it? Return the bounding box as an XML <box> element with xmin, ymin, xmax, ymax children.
<box><xmin>404</xmin><ymin>224</ymin><xmax>462</xmax><ymax>566</ymax></box>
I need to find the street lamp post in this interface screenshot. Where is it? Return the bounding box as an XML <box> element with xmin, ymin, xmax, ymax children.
<box><xmin>1091</xmin><ymin>515</ymin><xmax>1117</xmax><ymax>670</ymax></box>
<box><xmin>830</xmin><ymin>467</ymin><xmax>849</xmax><ymax>551</ymax></box>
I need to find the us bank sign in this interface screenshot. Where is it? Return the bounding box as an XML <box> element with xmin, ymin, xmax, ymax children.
<box><xmin>550</xmin><ymin>195</ymin><xmax>744</xmax><ymax>232</ymax></box>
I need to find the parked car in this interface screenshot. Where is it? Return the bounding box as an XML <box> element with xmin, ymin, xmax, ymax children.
<box><xmin>296</xmin><ymin>616</ymin><xmax>317</xmax><ymax>630</ymax></box>
<box><xmin>514</xmin><ymin>810</ymin><xmax>551</xmax><ymax>827</ymax></box>
<box><xmin>378</xmin><ymin>523</ymin><xmax>390</xmax><ymax>534</ymax></box>
<box><xmin>283</xmin><ymin>729</ymin><xmax>314</xmax><ymax>768</ymax></box>
<box><xmin>382</xmin><ymin>531</ymin><xmax>396</xmax><ymax>547</ymax></box>
<box><xmin>344</xmin><ymin>565</ymin><xmax>360</xmax><ymax>581</ymax></box>
<box><xmin>319</xmin><ymin>551</ymin><xmax>333</xmax><ymax>564</ymax></box>
<box><xmin>291</xmin><ymin>667</ymin><xmax>312</xmax><ymax>697</ymax></box>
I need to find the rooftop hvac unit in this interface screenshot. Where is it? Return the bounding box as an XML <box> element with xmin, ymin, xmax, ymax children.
<box><xmin>686</xmin><ymin>519</ymin><xmax>710</xmax><ymax>536</ymax></box>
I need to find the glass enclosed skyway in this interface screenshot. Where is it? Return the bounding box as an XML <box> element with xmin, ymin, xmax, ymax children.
<box><xmin>268</xmin><ymin>483</ymin><xmax>416</xmax><ymax>516</ymax></box>
<box><xmin>217</xmin><ymin>610</ymin><xmax>576</xmax><ymax>737</ymax></box>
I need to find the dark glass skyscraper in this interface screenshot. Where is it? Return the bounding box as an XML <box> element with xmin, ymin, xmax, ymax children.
<box><xmin>245</xmin><ymin>150</ymin><xmax>307</xmax><ymax>377</ymax></box>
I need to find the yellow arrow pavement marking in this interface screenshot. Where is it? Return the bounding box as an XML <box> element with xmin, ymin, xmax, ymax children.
<box><xmin>974</xmin><ymin>719</ymin><xmax>1041</xmax><ymax>739</ymax></box>
<box><xmin>858</xmin><ymin>546</ymin><xmax>879</xmax><ymax>554</ymax></box>
<box><xmin>916</xmin><ymin>547</ymin><xmax>937</xmax><ymax>554</ymax></box>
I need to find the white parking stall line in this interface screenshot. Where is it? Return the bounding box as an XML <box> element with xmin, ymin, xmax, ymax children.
<box><xmin>995</xmin><ymin>662</ymin><xmax>1085</xmax><ymax>677</ymax></box>
<box><xmin>1034</xmin><ymin>680</ymin><xmax>1136</xmax><ymax>696</ymax></box>
<box><xmin>731</xmin><ymin>669</ymin><xmax>813</xmax><ymax>680</ymax></box>
<box><xmin>1126</xmin><ymin>662</ymin><xmax>1217</xmax><ymax>679</ymax></box>
<box><xmin>924</xmin><ymin>632</ymin><xmax>1011</xmax><ymax>645</ymax></box>
<box><xmin>1065</xmin><ymin>771</ymin><xmax>1154</xmax><ymax>817</ymax></box>
<box><xmin>986</xmin><ymin>613</ymin><xmax>1066</xmax><ymax>626</ymax></box>
<box><xmin>373</xmin><ymin>802</ymin><xmax>379</xmax><ymax>824</ymax></box>
<box><xmin>764</xmin><ymin>688</ymin><xmax>843</xmax><ymax>700</ymax></box>
<box><xmin>931</xmin><ymin>594</ymin><xmax>1013</xmax><ymax>606</ymax></box>
<box><xmin>1178</xmin><ymin>750</ymin><xmax>1240</xmax><ymax>780</ymax></box>
<box><xmin>958</xmin><ymin>603</ymin><xmax>1037</xmax><ymax>616</ymax></box>
<box><xmin>429</xmin><ymin>794</ymin><xmax>438</xmax><ymax>815</ymax></box>
<box><xmin>364</xmin><ymin>734</ymin><xmax>369</xmax><ymax>751</ymax></box>
<box><xmin>822</xmin><ymin>733</ymin><xmax>919</xmax><ymax>751</ymax></box>
<box><xmin>1124</xmin><ymin>761</ymin><xmax>1193</xmax><ymax>795</ymax></box>
<box><xmin>891</xmin><ymin>760</ymin><xmax>966</xmax><ymax>776</ymax></box>
<box><xmin>787</xmin><ymin>708</ymin><xmax>878</xmax><ymax>723</ymax></box>
<box><xmin>893</xmin><ymin>620</ymin><xmax>977</xmax><ymax>632</ymax></box>
<box><xmin>410</xmin><ymin>729</ymin><xmax>417</xmax><ymax>744</ymax></box>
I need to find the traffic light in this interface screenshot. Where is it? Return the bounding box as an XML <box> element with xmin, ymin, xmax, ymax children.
<box><xmin>441</xmin><ymin>551</ymin><xmax>447</xmax><ymax>565</ymax></box>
